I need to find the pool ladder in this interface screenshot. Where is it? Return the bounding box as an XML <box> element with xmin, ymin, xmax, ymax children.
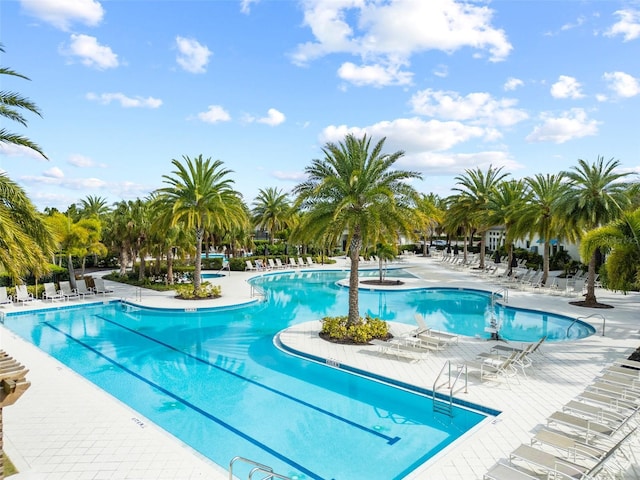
<box><xmin>229</xmin><ymin>456</ymin><xmax>291</xmax><ymax>480</ymax></box>
<box><xmin>432</xmin><ymin>361</ymin><xmax>468</xmax><ymax>417</ymax></box>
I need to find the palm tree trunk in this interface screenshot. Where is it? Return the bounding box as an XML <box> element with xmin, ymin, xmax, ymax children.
<box><xmin>479</xmin><ymin>231</ymin><xmax>487</xmax><ymax>270</ymax></box>
<box><xmin>348</xmin><ymin>231</ymin><xmax>362</xmax><ymax>327</ymax></box>
<box><xmin>67</xmin><ymin>253</ymin><xmax>77</xmax><ymax>289</ymax></box>
<box><xmin>584</xmin><ymin>252</ymin><xmax>598</xmax><ymax>305</ymax></box>
<box><xmin>194</xmin><ymin>229</ymin><xmax>203</xmax><ymax>292</ymax></box>
<box><xmin>542</xmin><ymin>241</ymin><xmax>550</xmax><ymax>286</ymax></box>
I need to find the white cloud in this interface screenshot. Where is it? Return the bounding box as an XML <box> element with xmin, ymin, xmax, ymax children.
<box><xmin>321</xmin><ymin>117</ymin><xmax>490</xmax><ymax>153</ymax></box>
<box><xmin>68</xmin><ymin>154</ymin><xmax>96</xmax><ymax>168</ymax></box>
<box><xmin>560</xmin><ymin>15</ymin><xmax>586</xmax><ymax>32</ymax></box>
<box><xmin>603</xmin><ymin>71</ymin><xmax>640</xmax><ymax>98</ymax></box>
<box><xmin>504</xmin><ymin>77</ymin><xmax>523</xmax><ymax>91</ymax></box>
<box><xmin>86</xmin><ymin>92</ymin><xmax>162</xmax><ymax>108</ymax></box>
<box><xmin>197</xmin><ymin>105</ymin><xmax>231</xmax><ymax>123</ymax></box>
<box><xmin>258</xmin><ymin>108</ymin><xmax>286</xmax><ymax>126</ymax></box>
<box><xmin>43</xmin><ymin>167</ymin><xmax>64</xmax><ymax>179</ymax></box>
<box><xmin>433</xmin><ymin>65</ymin><xmax>448</xmax><ymax>78</ymax></box>
<box><xmin>20</xmin><ymin>0</ymin><xmax>104</xmax><ymax>31</ymax></box>
<box><xmin>605</xmin><ymin>9</ymin><xmax>640</xmax><ymax>41</ymax></box>
<box><xmin>550</xmin><ymin>75</ymin><xmax>584</xmax><ymax>99</ymax></box>
<box><xmin>399</xmin><ymin>150</ymin><xmax>522</xmax><ymax>175</ymax></box>
<box><xmin>337</xmin><ymin>61</ymin><xmax>412</xmax><ymax>87</ymax></box>
<box><xmin>62</xmin><ymin>34</ymin><xmax>119</xmax><ymax>70</ymax></box>
<box><xmin>291</xmin><ymin>0</ymin><xmax>512</xmax><ymax>84</ymax></box>
<box><xmin>526</xmin><ymin>108</ymin><xmax>599</xmax><ymax>144</ymax></box>
<box><xmin>410</xmin><ymin>89</ymin><xmax>528</xmax><ymax>127</ymax></box>
<box><xmin>272</xmin><ymin>170</ymin><xmax>306</xmax><ymax>181</ymax></box>
<box><xmin>176</xmin><ymin>36</ymin><xmax>212</xmax><ymax>74</ymax></box>
<box><xmin>20</xmin><ymin>174</ymin><xmax>108</xmax><ymax>190</ymax></box>
<box><xmin>240</xmin><ymin>0</ymin><xmax>260</xmax><ymax>14</ymax></box>
<box><xmin>0</xmin><ymin>143</ymin><xmax>47</xmax><ymax>160</ymax></box>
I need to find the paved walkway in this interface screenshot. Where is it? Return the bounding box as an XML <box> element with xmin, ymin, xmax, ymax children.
<box><xmin>1</xmin><ymin>256</ymin><xmax>639</xmax><ymax>479</ymax></box>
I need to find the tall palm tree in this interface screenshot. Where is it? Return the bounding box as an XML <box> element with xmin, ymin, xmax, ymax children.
<box><xmin>0</xmin><ymin>43</ymin><xmax>47</xmax><ymax>159</ymax></box>
<box><xmin>520</xmin><ymin>173</ymin><xmax>569</xmax><ymax>285</ymax></box>
<box><xmin>0</xmin><ymin>173</ymin><xmax>54</xmax><ymax>280</ymax></box>
<box><xmin>452</xmin><ymin>166</ymin><xmax>510</xmax><ymax>270</ymax></box>
<box><xmin>157</xmin><ymin>154</ymin><xmax>246</xmax><ymax>292</ymax></box>
<box><xmin>488</xmin><ymin>179</ymin><xmax>532</xmax><ymax>275</ymax></box>
<box><xmin>443</xmin><ymin>195</ymin><xmax>475</xmax><ymax>263</ymax></box>
<box><xmin>414</xmin><ymin>193</ymin><xmax>443</xmax><ymax>257</ymax></box>
<box><xmin>251</xmin><ymin>187</ymin><xmax>292</xmax><ymax>244</ymax></box>
<box><xmin>560</xmin><ymin>157</ymin><xmax>633</xmax><ymax>305</ymax></box>
<box><xmin>293</xmin><ymin>134</ymin><xmax>421</xmax><ymax>327</ymax></box>
<box><xmin>78</xmin><ymin>195</ymin><xmax>110</xmax><ymax>219</ymax></box>
<box><xmin>581</xmin><ymin>207</ymin><xmax>640</xmax><ymax>293</ymax></box>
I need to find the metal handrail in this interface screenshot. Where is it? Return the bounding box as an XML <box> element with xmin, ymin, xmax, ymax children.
<box><xmin>567</xmin><ymin>314</ymin><xmax>607</xmax><ymax>337</ymax></box>
<box><xmin>248</xmin><ymin>467</ymin><xmax>291</xmax><ymax>480</ymax></box>
<box><xmin>450</xmin><ymin>364</ymin><xmax>468</xmax><ymax>396</ymax></box>
<box><xmin>491</xmin><ymin>287</ymin><xmax>508</xmax><ymax>305</ymax></box>
<box><xmin>229</xmin><ymin>456</ymin><xmax>273</xmax><ymax>480</ymax></box>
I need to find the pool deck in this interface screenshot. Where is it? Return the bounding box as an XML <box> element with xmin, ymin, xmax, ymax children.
<box><xmin>1</xmin><ymin>256</ymin><xmax>639</xmax><ymax>479</ymax></box>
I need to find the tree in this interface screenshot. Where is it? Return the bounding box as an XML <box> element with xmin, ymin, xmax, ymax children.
<box><xmin>414</xmin><ymin>193</ymin><xmax>443</xmax><ymax>257</ymax></box>
<box><xmin>157</xmin><ymin>154</ymin><xmax>246</xmax><ymax>293</ymax></box>
<box><xmin>78</xmin><ymin>195</ymin><xmax>110</xmax><ymax>219</ymax></box>
<box><xmin>581</xmin><ymin>208</ymin><xmax>640</xmax><ymax>293</ymax></box>
<box><xmin>0</xmin><ymin>173</ymin><xmax>54</xmax><ymax>280</ymax></box>
<box><xmin>560</xmin><ymin>157</ymin><xmax>633</xmax><ymax>306</ymax></box>
<box><xmin>521</xmin><ymin>173</ymin><xmax>569</xmax><ymax>285</ymax></box>
<box><xmin>293</xmin><ymin>134</ymin><xmax>421</xmax><ymax>327</ymax></box>
<box><xmin>452</xmin><ymin>166</ymin><xmax>510</xmax><ymax>270</ymax></box>
<box><xmin>251</xmin><ymin>187</ymin><xmax>292</xmax><ymax>244</ymax></box>
<box><xmin>488</xmin><ymin>179</ymin><xmax>531</xmax><ymax>275</ymax></box>
<box><xmin>0</xmin><ymin>43</ymin><xmax>47</xmax><ymax>159</ymax></box>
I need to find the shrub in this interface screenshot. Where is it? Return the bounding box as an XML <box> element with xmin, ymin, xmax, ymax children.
<box><xmin>175</xmin><ymin>282</ymin><xmax>221</xmax><ymax>299</ymax></box>
<box><xmin>320</xmin><ymin>315</ymin><xmax>389</xmax><ymax>344</ymax></box>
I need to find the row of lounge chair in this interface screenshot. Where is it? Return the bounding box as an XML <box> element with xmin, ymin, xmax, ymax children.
<box><xmin>369</xmin><ymin>314</ymin><xmax>459</xmax><ymax>361</ymax></box>
<box><xmin>245</xmin><ymin>257</ymin><xmax>317</xmax><ymax>271</ymax></box>
<box><xmin>6</xmin><ymin>278</ymin><xmax>114</xmax><ymax>305</ymax></box>
<box><xmin>485</xmin><ymin>357</ymin><xmax>640</xmax><ymax>480</ymax></box>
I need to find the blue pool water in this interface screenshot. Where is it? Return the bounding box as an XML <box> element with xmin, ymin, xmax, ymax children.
<box><xmin>3</xmin><ymin>270</ymin><xmax>593</xmax><ymax>479</ymax></box>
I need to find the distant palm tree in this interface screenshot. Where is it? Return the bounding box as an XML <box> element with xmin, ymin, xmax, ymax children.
<box><xmin>521</xmin><ymin>173</ymin><xmax>569</xmax><ymax>285</ymax></box>
<box><xmin>581</xmin><ymin>207</ymin><xmax>640</xmax><ymax>293</ymax></box>
<box><xmin>78</xmin><ymin>195</ymin><xmax>110</xmax><ymax>218</ymax></box>
<box><xmin>443</xmin><ymin>195</ymin><xmax>475</xmax><ymax>262</ymax></box>
<box><xmin>488</xmin><ymin>179</ymin><xmax>531</xmax><ymax>275</ymax></box>
<box><xmin>452</xmin><ymin>166</ymin><xmax>510</xmax><ymax>270</ymax></box>
<box><xmin>560</xmin><ymin>157</ymin><xmax>633</xmax><ymax>305</ymax></box>
<box><xmin>251</xmin><ymin>187</ymin><xmax>292</xmax><ymax>244</ymax></box>
<box><xmin>415</xmin><ymin>193</ymin><xmax>443</xmax><ymax>257</ymax></box>
<box><xmin>0</xmin><ymin>173</ymin><xmax>54</xmax><ymax>280</ymax></box>
<box><xmin>158</xmin><ymin>154</ymin><xmax>246</xmax><ymax>292</ymax></box>
<box><xmin>293</xmin><ymin>134</ymin><xmax>421</xmax><ymax>327</ymax></box>
<box><xmin>0</xmin><ymin>43</ymin><xmax>47</xmax><ymax>159</ymax></box>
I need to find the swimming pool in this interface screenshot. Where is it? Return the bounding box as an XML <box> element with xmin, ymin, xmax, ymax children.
<box><xmin>5</xmin><ymin>293</ymin><xmax>488</xmax><ymax>479</ymax></box>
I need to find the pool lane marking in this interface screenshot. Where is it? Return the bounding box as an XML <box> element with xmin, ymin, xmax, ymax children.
<box><xmin>96</xmin><ymin>314</ymin><xmax>400</xmax><ymax>446</ymax></box>
<box><xmin>45</xmin><ymin>316</ymin><xmax>400</xmax><ymax>448</ymax></box>
<box><xmin>42</xmin><ymin>321</ymin><xmax>324</xmax><ymax>480</ymax></box>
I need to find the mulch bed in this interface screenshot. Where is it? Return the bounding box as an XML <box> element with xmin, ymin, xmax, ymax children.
<box><xmin>360</xmin><ymin>279</ymin><xmax>405</xmax><ymax>286</ymax></box>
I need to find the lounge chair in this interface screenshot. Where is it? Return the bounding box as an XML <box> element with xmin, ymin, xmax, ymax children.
<box><xmin>483</xmin><ymin>462</ymin><xmax>542</xmax><ymax>480</ymax></box>
<box><xmin>532</xmin><ymin>428</ymin><xmax>607</xmax><ymax>462</ymax></box>
<box><xmin>466</xmin><ymin>350</ymin><xmax>521</xmax><ymax>386</ymax></box>
<box><xmin>577</xmin><ymin>390</ymin><xmax>639</xmax><ymax>413</ymax></box>
<box><xmin>562</xmin><ymin>400</ymin><xmax>628</xmax><ymax>426</ymax></box>
<box><xmin>491</xmin><ymin>336</ymin><xmax>546</xmax><ymax>359</ymax></box>
<box><xmin>93</xmin><ymin>278</ymin><xmax>114</xmax><ymax>295</ymax></box>
<box><xmin>275</xmin><ymin>258</ymin><xmax>284</xmax><ymax>269</ymax></box>
<box><xmin>297</xmin><ymin>257</ymin><xmax>305</xmax><ymax>267</ymax></box>
<box><xmin>370</xmin><ymin>339</ymin><xmax>425</xmax><ymax>362</ymax></box>
<box><xmin>288</xmin><ymin>258</ymin><xmax>299</xmax><ymax>268</ymax></box>
<box><xmin>76</xmin><ymin>279</ymin><xmax>96</xmax><ymax>297</ymax></box>
<box><xmin>546</xmin><ymin>411</ymin><xmax>633</xmax><ymax>442</ymax></box>
<box><xmin>0</xmin><ymin>286</ymin><xmax>12</xmax><ymax>305</ymax></box>
<box><xmin>14</xmin><ymin>285</ymin><xmax>34</xmax><ymax>305</ymax></box>
<box><xmin>509</xmin><ymin>443</ymin><xmax>594</xmax><ymax>479</ymax></box>
<box><xmin>245</xmin><ymin>260</ymin><xmax>256</xmax><ymax>271</ymax></box>
<box><xmin>267</xmin><ymin>259</ymin><xmax>278</xmax><ymax>270</ymax></box>
<box><xmin>59</xmin><ymin>281</ymin><xmax>80</xmax><ymax>300</ymax></box>
<box><xmin>42</xmin><ymin>282</ymin><xmax>65</xmax><ymax>302</ymax></box>
<box><xmin>413</xmin><ymin>313</ymin><xmax>459</xmax><ymax>344</ymax></box>
<box><xmin>306</xmin><ymin>257</ymin><xmax>316</xmax><ymax>266</ymax></box>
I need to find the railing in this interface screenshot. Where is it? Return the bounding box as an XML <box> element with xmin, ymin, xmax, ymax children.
<box><xmin>432</xmin><ymin>361</ymin><xmax>468</xmax><ymax>417</ymax></box>
<box><xmin>250</xmin><ymin>284</ymin><xmax>266</xmax><ymax>299</ymax></box>
<box><xmin>568</xmin><ymin>313</ymin><xmax>607</xmax><ymax>337</ymax></box>
<box><xmin>491</xmin><ymin>287</ymin><xmax>508</xmax><ymax>306</ymax></box>
<box><xmin>229</xmin><ymin>456</ymin><xmax>291</xmax><ymax>480</ymax></box>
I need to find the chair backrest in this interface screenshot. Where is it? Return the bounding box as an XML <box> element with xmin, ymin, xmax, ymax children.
<box><xmin>77</xmin><ymin>279</ymin><xmax>89</xmax><ymax>293</ymax></box>
<box><xmin>289</xmin><ymin>258</ymin><xmax>297</xmax><ymax>266</ymax></box>
<box><xmin>44</xmin><ymin>282</ymin><xmax>57</xmax><ymax>295</ymax></box>
<box><xmin>94</xmin><ymin>278</ymin><xmax>109</xmax><ymax>293</ymax></box>
<box><xmin>245</xmin><ymin>260</ymin><xmax>254</xmax><ymax>269</ymax></box>
<box><xmin>298</xmin><ymin>257</ymin><xmax>305</xmax><ymax>266</ymax></box>
<box><xmin>16</xmin><ymin>285</ymin><xmax>30</xmax><ymax>299</ymax></box>
<box><xmin>0</xmin><ymin>286</ymin><xmax>9</xmax><ymax>302</ymax></box>
<box><xmin>306</xmin><ymin>257</ymin><xmax>314</xmax><ymax>265</ymax></box>
<box><xmin>59</xmin><ymin>281</ymin><xmax>73</xmax><ymax>295</ymax></box>
<box><xmin>414</xmin><ymin>313</ymin><xmax>428</xmax><ymax>332</ymax></box>
<box><xmin>275</xmin><ymin>258</ymin><xmax>283</xmax><ymax>267</ymax></box>
<box><xmin>268</xmin><ymin>259</ymin><xmax>276</xmax><ymax>268</ymax></box>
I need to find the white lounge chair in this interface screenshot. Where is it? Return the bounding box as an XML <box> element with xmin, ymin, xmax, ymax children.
<box><xmin>245</xmin><ymin>260</ymin><xmax>256</xmax><ymax>271</ymax></box>
<box><xmin>370</xmin><ymin>339</ymin><xmax>425</xmax><ymax>362</ymax></box>
<box><xmin>275</xmin><ymin>258</ymin><xmax>284</xmax><ymax>269</ymax></box>
<box><xmin>297</xmin><ymin>257</ymin><xmax>306</xmax><ymax>267</ymax></box>
<box><xmin>42</xmin><ymin>282</ymin><xmax>65</xmax><ymax>302</ymax></box>
<box><xmin>93</xmin><ymin>278</ymin><xmax>114</xmax><ymax>295</ymax></box>
<box><xmin>76</xmin><ymin>279</ymin><xmax>96</xmax><ymax>297</ymax></box>
<box><xmin>59</xmin><ymin>281</ymin><xmax>80</xmax><ymax>300</ymax></box>
<box><xmin>483</xmin><ymin>462</ymin><xmax>540</xmax><ymax>480</ymax></box>
<box><xmin>14</xmin><ymin>285</ymin><xmax>34</xmax><ymax>305</ymax></box>
<box><xmin>413</xmin><ymin>313</ymin><xmax>459</xmax><ymax>344</ymax></box>
<box><xmin>0</xmin><ymin>286</ymin><xmax>12</xmax><ymax>305</ymax></box>
<box><xmin>466</xmin><ymin>350</ymin><xmax>521</xmax><ymax>386</ymax></box>
<box><xmin>532</xmin><ymin>428</ymin><xmax>607</xmax><ymax>463</ymax></box>
<box><xmin>288</xmin><ymin>258</ymin><xmax>298</xmax><ymax>268</ymax></box>
<box><xmin>267</xmin><ymin>259</ymin><xmax>278</xmax><ymax>270</ymax></box>
<box><xmin>306</xmin><ymin>256</ymin><xmax>316</xmax><ymax>266</ymax></box>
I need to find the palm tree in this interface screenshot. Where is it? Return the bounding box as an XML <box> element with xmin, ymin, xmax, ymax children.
<box><xmin>521</xmin><ymin>173</ymin><xmax>569</xmax><ymax>285</ymax></box>
<box><xmin>251</xmin><ymin>187</ymin><xmax>292</xmax><ymax>244</ymax></box>
<box><xmin>452</xmin><ymin>166</ymin><xmax>510</xmax><ymax>270</ymax></box>
<box><xmin>443</xmin><ymin>195</ymin><xmax>475</xmax><ymax>263</ymax></box>
<box><xmin>414</xmin><ymin>193</ymin><xmax>443</xmax><ymax>256</ymax></box>
<box><xmin>0</xmin><ymin>43</ymin><xmax>47</xmax><ymax>159</ymax></box>
<box><xmin>488</xmin><ymin>179</ymin><xmax>532</xmax><ymax>275</ymax></box>
<box><xmin>157</xmin><ymin>154</ymin><xmax>246</xmax><ymax>292</ymax></box>
<box><xmin>581</xmin><ymin>207</ymin><xmax>640</xmax><ymax>293</ymax></box>
<box><xmin>78</xmin><ymin>195</ymin><xmax>110</xmax><ymax>219</ymax></box>
<box><xmin>0</xmin><ymin>173</ymin><xmax>54</xmax><ymax>281</ymax></box>
<box><xmin>293</xmin><ymin>134</ymin><xmax>421</xmax><ymax>327</ymax></box>
<box><xmin>560</xmin><ymin>157</ymin><xmax>633</xmax><ymax>305</ymax></box>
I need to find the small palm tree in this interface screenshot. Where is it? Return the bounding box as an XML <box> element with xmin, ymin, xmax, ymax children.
<box><xmin>158</xmin><ymin>154</ymin><xmax>246</xmax><ymax>293</ymax></box>
<box><xmin>415</xmin><ymin>193</ymin><xmax>443</xmax><ymax>257</ymax></box>
<box><xmin>294</xmin><ymin>134</ymin><xmax>421</xmax><ymax>327</ymax></box>
<box><xmin>78</xmin><ymin>195</ymin><xmax>110</xmax><ymax>219</ymax></box>
<box><xmin>560</xmin><ymin>157</ymin><xmax>633</xmax><ymax>305</ymax></box>
<box><xmin>581</xmin><ymin>208</ymin><xmax>640</xmax><ymax>293</ymax></box>
<box><xmin>251</xmin><ymin>187</ymin><xmax>292</xmax><ymax>244</ymax></box>
<box><xmin>0</xmin><ymin>43</ymin><xmax>47</xmax><ymax>158</ymax></box>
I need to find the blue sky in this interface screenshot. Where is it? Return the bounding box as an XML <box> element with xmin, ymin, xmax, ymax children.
<box><xmin>1</xmin><ymin>0</ymin><xmax>639</xmax><ymax>211</ymax></box>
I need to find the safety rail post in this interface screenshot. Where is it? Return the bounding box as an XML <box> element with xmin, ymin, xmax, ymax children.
<box><xmin>568</xmin><ymin>313</ymin><xmax>606</xmax><ymax>337</ymax></box>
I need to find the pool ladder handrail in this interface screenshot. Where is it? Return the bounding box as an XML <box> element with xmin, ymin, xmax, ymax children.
<box><xmin>250</xmin><ymin>283</ymin><xmax>266</xmax><ymax>299</ymax></box>
<box><xmin>567</xmin><ymin>313</ymin><xmax>606</xmax><ymax>337</ymax></box>
<box><xmin>491</xmin><ymin>287</ymin><xmax>508</xmax><ymax>306</ymax></box>
<box><xmin>229</xmin><ymin>456</ymin><xmax>291</xmax><ymax>480</ymax></box>
<box><xmin>432</xmin><ymin>361</ymin><xmax>468</xmax><ymax>417</ymax></box>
